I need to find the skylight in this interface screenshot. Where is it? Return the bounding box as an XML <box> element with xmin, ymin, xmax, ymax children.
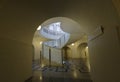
<box><xmin>48</xmin><ymin>22</ymin><xmax>63</xmax><ymax>32</ymax></box>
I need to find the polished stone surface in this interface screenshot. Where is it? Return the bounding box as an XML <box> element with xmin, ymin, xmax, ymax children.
<box><xmin>26</xmin><ymin>59</ymin><xmax>92</xmax><ymax>82</ymax></box>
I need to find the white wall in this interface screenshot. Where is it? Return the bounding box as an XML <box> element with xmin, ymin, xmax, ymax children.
<box><xmin>42</xmin><ymin>44</ymin><xmax>50</xmax><ymax>66</ymax></box>
<box><xmin>66</xmin><ymin>47</ymin><xmax>72</xmax><ymax>58</ymax></box>
<box><xmin>51</xmin><ymin>48</ymin><xmax>62</xmax><ymax>65</ymax></box>
<box><xmin>85</xmin><ymin>47</ymin><xmax>91</xmax><ymax>72</ymax></box>
<box><xmin>32</xmin><ymin>40</ymin><xmax>43</xmax><ymax>66</ymax></box>
<box><xmin>0</xmin><ymin>38</ymin><xmax>32</xmax><ymax>82</ymax></box>
<box><xmin>78</xmin><ymin>45</ymin><xmax>88</xmax><ymax>59</ymax></box>
<box><xmin>42</xmin><ymin>45</ymin><xmax>62</xmax><ymax>66</ymax></box>
<box><xmin>0</xmin><ymin>0</ymin><xmax>120</xmax><ymax>82</ymax></box>
<box><xmin>67</xmin><ymin>35</ymin><xmax>88</xmax><ymax>59</ymax></box>
<box><xmin>43</xmin><ymin>45</ymin><xmax>49</xmax><ymax>60</ymax></box>
<box><xmin>112</xmin><ymin>0</ymin><xmax>120</xmax><ymax>17</ymax></box>
<box><xmin>88</xmin><ymin>27</ymin><xmax>120</xmax><ymax>82</ymax></box>
<box><xmin>34</xmin><ymin>45</ymin><xmax>40</xmax><ymax>60</ymax></box>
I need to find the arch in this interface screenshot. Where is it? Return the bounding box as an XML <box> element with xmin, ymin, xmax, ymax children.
<box><xmin>40</xmin><ymin>17</ymin><xmax>84</xmax><ymax>34</ymax></box>
<box><xmin>78</xmin><ymin>42</ymin><xmax>88</xmax><ymax>58</ymax></box>
<box><xmin>63</xmin><ymin>46</ymin><xmax>72</xmax><ymax>60</ymax></box>
<box><xmin>78</xmin><ymin>42</ymin><xmax>91</xmax><ymax>72</ymax></box>
<box><xmin>32</xmin><ymin>17</ymin><xmax>84</xmax><ymax>67</ymax></box>
<box><xmin>0</xmin><ymin>1</ymin><xmax>120</xmax><ymax>82</ymax></box>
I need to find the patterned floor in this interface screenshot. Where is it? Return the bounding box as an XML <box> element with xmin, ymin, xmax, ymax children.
<box><xmin>26</xmin><ymin>59</ymin><xmax>92</xmax><ymax>82</ymax></box>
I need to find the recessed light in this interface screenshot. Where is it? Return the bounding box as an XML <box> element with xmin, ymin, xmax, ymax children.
<box><xmin>37</xmin><ymin>25</ymin><xmax>41</xmax><ymax>30</ymax></box>
<box><xmin>71</xmin><ymin>43</ymin><xmax>74</xmax><ymax>46</ymax></box>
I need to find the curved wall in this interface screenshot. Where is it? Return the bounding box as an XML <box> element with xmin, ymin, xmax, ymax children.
<box><xmin>0</xmin><ymin>0</ymin><xmax>120</xmax><ymax>82</ymax></box>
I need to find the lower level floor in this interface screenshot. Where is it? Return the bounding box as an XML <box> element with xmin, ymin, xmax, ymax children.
<box><xmin>26</xmin><ymin>59</ymin><xmax>92</xmax><ymax>82</ymax></box>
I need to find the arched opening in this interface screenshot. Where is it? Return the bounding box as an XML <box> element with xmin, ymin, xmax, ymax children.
<box><xmin>31</xmin><ymin>17</ymin><xmax>92</xmax><ymax>81</ymax></box>
<box><xmin>32</xmin><ymin>17</ymin><xmax>84</xmax><ymax>67</ymax></box>
<box><xmin>63</xmin><ymin>46</ymin><xmax>72</xmax><ymax>60</ymax></box>
<box><xmin>78</xmin><ymin>42</ymin><xmax>91</xmax><ymax>72</ymax></box>
<box><xmin>61</xmin><ymin>35</ymin><xmax>91</xmax><ymax>73</ymax></box>
<box><xmin>1</xmin><ymin>1</ymin><xmax>120</xmax><ymax>82</ymax></box>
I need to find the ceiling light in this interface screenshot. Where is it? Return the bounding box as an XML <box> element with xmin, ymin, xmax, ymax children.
<box><xmin>40</xmin><ymin>41</ymin><xmax>42</xmax><ymax>45</ymax></box>
<box><xmin>37</xmin><ymin>25</ymin><xmax>41</xmax><ymax>30</ymax></box>
<box><xmin>71</xmin><ymin>43</ymin><xmax>74</xmax><ymax>46</ymax></box>
<box><xmin>40</xmin><ymin>76</ymin><xmax>42</xmax><ymax>80</ymax></box>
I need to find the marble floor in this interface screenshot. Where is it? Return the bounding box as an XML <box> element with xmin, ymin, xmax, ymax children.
<box><xmin>26</xmin><ymin>59</ymin><xmax>92</xmax><ymax>82</ymax></box>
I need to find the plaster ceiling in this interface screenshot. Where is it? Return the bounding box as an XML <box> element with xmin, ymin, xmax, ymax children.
<box><xmin>0</xmin><ymin>0</ymin><xmax>119</xmax><ymax>44</ymax></box>
<box><xmin>33</xmin><ymin>17</ymin><xmax>85</xmax><ymax>45</ymax></box>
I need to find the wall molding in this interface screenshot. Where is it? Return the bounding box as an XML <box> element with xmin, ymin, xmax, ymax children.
<box><xmin>88</xmin><ymin>26</ymin><xmax>104</xmax><ymax>41</ymax></box>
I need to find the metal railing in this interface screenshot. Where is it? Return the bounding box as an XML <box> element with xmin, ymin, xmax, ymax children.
<box><xmin>43</xmin><ymin>27</ymin><xmax>63</xmax><ymax>36</ymax></box>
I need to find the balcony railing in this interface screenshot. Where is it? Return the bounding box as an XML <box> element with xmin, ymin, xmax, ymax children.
<box><xmin>43</xmin><ymin>27</ymin><xmax>64</xmax><ymax>36</ymax></box>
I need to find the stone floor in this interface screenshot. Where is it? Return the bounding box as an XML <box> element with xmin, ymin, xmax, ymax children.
<box><xmin>26</xmin><ymin>59</ymin><xmax>92</xmax><ymax>82</ymax></box>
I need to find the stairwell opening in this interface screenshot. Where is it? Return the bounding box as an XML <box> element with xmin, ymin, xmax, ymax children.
<box><xmin>32</xmin><ymin>17</ymin><xmax>91</xmax><ymax>78</ymax></box>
